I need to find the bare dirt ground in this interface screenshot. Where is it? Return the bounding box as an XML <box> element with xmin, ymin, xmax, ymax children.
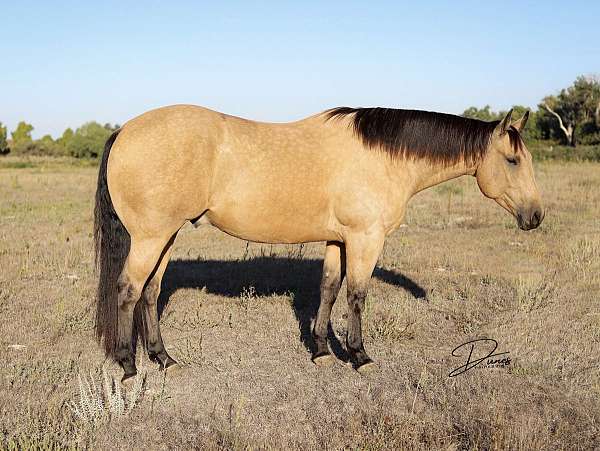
<box><xmin>1</xmin><ymin>157</ymin><xmax>599</xmax><ymax>450</ymax></box>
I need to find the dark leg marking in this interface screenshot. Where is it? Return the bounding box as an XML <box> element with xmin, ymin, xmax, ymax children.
<box><xmin>312</xmin><ymin>275</ymin><xmax>342</xmax><ymax>360</ymax></box>
<box><xmin>312</xmin><ymin>242</ymin><xmax>345</xmax><ymax>365</ymax></box>
<box><xmin>346</xmin><ymin>288</ymin><xmax>373</xmax><ymax>370</ymax></box>
<box><xmin>116</xmin><ymin>275</ymin><xmax>141</xmax><ymax>382</ymax></box>
<box><xmin>142</xmin><ymin>279</ymin><xmax>178</xmax><ymax>371</ymax></box>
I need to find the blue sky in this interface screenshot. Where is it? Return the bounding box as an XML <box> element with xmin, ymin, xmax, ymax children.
<box><xmin>1</xmin><ymin>1</ymin><xmax>598</xmax><ymax>138</ymax></box>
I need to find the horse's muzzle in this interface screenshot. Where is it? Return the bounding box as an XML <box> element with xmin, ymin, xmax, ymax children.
<box><xmin>517</xmin><ymin>207</ymin><xmax>544</xmax><ymax>231</ymax></box>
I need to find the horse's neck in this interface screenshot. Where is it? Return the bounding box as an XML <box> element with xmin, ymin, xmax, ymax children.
<box><xmin>409</xmin><ymin>158</ymin><xmax>478</xmax><ymax>194</ymax></box>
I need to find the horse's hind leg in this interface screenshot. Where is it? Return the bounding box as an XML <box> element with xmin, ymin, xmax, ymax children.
<box><xmin>116</xmin><ymin>236</ymin><xmax>172</xmax><ymax>383</ymax></box>
<box><xmin>139</xmin><ymin>233</ymin><xmax>178</xmax><ymax>372</ymax></box>
<box><xmin>312</xmin><ymin>241</ymin><xmax>346</xmax><ymax>366</ymax></box>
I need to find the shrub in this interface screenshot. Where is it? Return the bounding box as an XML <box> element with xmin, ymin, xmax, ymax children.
<box><xmin>67</xmin><ymin>122</ymin><xmax>114</xmax><ymax>158</ymax></box>
<box><xmin>528</xmin><ymin>140</ymin><xmax>600</xmax><ymax>162</ymax></box>
<box><xmin>70</xmin><ymin>368</ymin><xmax>146</xmax><ymax>424</ymax></box>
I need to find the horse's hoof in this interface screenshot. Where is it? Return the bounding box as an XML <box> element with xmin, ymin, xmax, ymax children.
<box><xmin>312</xmin><ymin>353</ymin><xmax>335</xmax><ymax>367</ymax></box>
<box><xmin>120</xmin><ymin>372</ymin><xmax>137</xmax><ymax>388</ymax></box>
<box><xmin>356</xmin><ymin>360</ymin><xmax>377</xmax><ymax>374</ymax></box>
<box><xmin>162</xmin><ymin>359</ymin><xmax>182</xmax><ymax>375</ymax></box>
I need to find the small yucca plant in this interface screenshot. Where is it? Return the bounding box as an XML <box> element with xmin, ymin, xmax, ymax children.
<box><xmin>70</xmin><ymin>368</ymin><xmax>145</xmax><ymax>423</ymax></box>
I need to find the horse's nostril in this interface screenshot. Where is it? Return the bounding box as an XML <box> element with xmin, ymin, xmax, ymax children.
<box><xmin>532</xmin><ymin>210</ymin><xmax>542</xmax><ymax>227</ymax></box>
<box><xmin>516</xmin><ymin>213</ymin><xmax>523</xmax><ymax>228</ymax></box>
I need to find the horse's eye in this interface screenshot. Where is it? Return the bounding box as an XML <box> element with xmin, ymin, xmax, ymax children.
<box><xmin>506</xmin><ymin>157</ymin><xmax>518</xmax><ymax>165</ymax></box>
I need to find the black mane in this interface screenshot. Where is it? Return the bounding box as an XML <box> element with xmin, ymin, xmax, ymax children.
<box><xmin>326</xmin><ymin>107</ymin><xmax>521</xmax><ymax>166</ymax></box>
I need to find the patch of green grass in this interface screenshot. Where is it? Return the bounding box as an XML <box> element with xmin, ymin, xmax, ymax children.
<box><xmin>0</xmin><ymin>160</ymin><xmax>37</xmax><ymax>169</ymax></box>
<box><xmin>0</xmin><ymin>156</ymin><xmax>99</xmax><ymax>170</ymax></box>
<box><xmin>528</xmin><ymin>141</ymin><xmax>600</xmax><ymax>162</ymax></box>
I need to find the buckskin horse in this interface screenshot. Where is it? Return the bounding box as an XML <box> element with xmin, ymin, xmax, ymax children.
<box><xmin>94</xmin><ymin>105</ymin><xmax>544</xmax><ymax>383</ymax></box>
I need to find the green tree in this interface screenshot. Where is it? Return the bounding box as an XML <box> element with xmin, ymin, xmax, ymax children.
<box><xmin>0</xmin><ymin>122</ymin><xmax>9</xmax><ymax>155</ymax></box>
<box><xmin>539</xmin><ymin>75</ymin><xmax>600</xmax><ymax>146</ymax></box>
<box><xmin>10</xmin><ymin>122</ymin><xmax>36</xmax><ymax>154</ymax></box>
<box><xmin>9</xmin><ymin>123</ymin><xmax>65</xmax><ymax>156</ymax></box>
<box><xmin>11</xmin><ymin>121</ymin><xmax>34</xmax><ymax>145</ymax></box>
<box><xmin>57</xmin><ymin>127</ymin><xmax>74</xmax><ymax>150</ymax></box>
<box><xmin>462</xmin><ymin>105</ymin><xmax>503</xmax><ymax>121</ymax></box>
<box><xmin>67</xmin><ymin>122</ymin><xmax>112</xmax><ymax>158</ymax></box>
<box><xmin>36</xmin><ymin>134</ymin><xmax>63</xmax><ymax>156</ymax></box>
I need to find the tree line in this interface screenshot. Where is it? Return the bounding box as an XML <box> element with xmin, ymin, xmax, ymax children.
<box><xmin>1</xmin><ymin>75</ymin><xmax>598</xmax><ymax>159</ymax></box>
<box><xmin>463</xmin><ymin>75</ymin><xmax>600</xmax><ymax>148</ymax></box>
<box><xmin>0</xmin><ymin>121</ymin><xmax>119</xmax><ymax>158</ymax></box>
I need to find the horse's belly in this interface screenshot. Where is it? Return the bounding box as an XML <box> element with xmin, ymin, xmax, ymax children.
<box><xmin>205</xmin><ymin>204</ymin><xmax>340</xmax><ymax>244</ymax></box>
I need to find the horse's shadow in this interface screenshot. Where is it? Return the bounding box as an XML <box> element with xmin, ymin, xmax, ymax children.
<box><xmin>158</xmin><ymin>257</ymin><xmax>426</xmax><ymax>361</ymax></box>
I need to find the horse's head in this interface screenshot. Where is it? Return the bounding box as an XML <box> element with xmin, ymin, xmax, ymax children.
<box><xmin>476</xmin><ymin>109</ymin><xmax>544</xmax><ymax>231</ymax></box>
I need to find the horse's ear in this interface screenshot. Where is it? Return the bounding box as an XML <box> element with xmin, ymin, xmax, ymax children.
<box><xmin>511</xmin><ymin>110</ymin><xmax>530</xmax><ymax>132</ymax></box>
<box><xmin>495</xmin><ymin>109</ymin><xmax>513</xmax><ymax>136</ymax></box>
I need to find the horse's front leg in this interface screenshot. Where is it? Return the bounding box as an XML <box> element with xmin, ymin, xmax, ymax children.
<box><xmin>344</xmin><ymin>228</ymin><xmax>385</xmax><ymax>372</ymax></box>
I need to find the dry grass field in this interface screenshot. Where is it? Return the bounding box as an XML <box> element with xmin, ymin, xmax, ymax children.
<box><xmin>0</xmin><ymin>157</ymin><xmax>599</xmax><ymax>450</ymax></box>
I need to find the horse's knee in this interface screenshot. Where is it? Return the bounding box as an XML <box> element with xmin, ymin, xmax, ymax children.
<box><xmin>320</xmin><ymin>271</ymin><xmax>341</xmax><ymax>297</ymax></box>
<box><xmin>347</xmin><ymin>287</ymin><xmax>367</xmax><ymax>310</ymax></box>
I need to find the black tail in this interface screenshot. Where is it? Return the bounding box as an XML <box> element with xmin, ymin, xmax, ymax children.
<box><xmin>94</xmin><ymin>129</ymin><xmax>131</xmax><ymax>359</ymax></box>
